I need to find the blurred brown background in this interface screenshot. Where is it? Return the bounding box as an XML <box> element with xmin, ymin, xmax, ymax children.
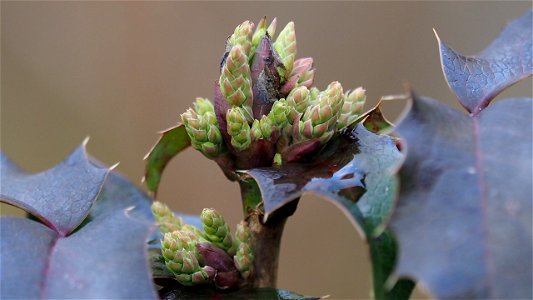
<box><xmin>2</xmin><ymin>1</ymin><xmax>531</xmax><ymax>299</ymax></box>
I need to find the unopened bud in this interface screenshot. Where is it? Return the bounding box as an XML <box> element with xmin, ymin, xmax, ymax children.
<box><xmin>273</xmin><ymin>22</ymin><xmax>297</xmax><ymax>80</ymax></box>
<box><xmin>229</xmin><ymin>20</ymin><xmax>254</xmax><ymax>57</ymax></box>
<box><xmin>226</xmin><ymin>107</ymin><xmax>252</xmax><ymax>151</ymax></box>
<box><xmin>337</xmin><ymin>87</ymin><xmax>366</xmax><ymax>129</ymax></box>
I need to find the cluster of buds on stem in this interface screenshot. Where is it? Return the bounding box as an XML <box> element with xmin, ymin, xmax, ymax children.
<box><xmin>180</xmin><ymin>17</ymin><xmax>367</xmax><ymax>172</ymax></box>
<box><xmin>152</xmin><ymin>202</ymin><xmax>253</xmax><ymax>291</ymax></box>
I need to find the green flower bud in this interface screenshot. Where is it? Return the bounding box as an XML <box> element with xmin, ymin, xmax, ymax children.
<box><xmin>233</xmin><ymin>222</ymin><xmax>254</xmax><ymax>279</ymax></box>
<box><xmin>162</xmin><ymin>230</ymin><xmax>199</xmax><ymax>258</ymax></box>
<box><xmin>234</xmin><ymin>243</ymin><xmax>253</xmax><ymax>280</ymax></box>
<box><xmin>151</xmin><ymin>201</ymin><xmax>183</xmax><ymax>234</ymax></box>
<box><xmin>193</xmin><ymin>97</ymin><xmax>215</xmax><ymax>116</ymax></box>
<box><xmin>273</xmin><ymin>153</ymin><xmax>283</xmax><ymax>166</ymax></box>
<box><xmin>250</xmin><ymin>119</ymin><xmax>263</xmax><ymax>141</ymax></box>
<box><xmin>226</xmin><ymin>107</ymin><xmax>252</xmax><ymax>151</ymax></box>
<box><xmin>273</xmin><ymin>21</ymin><xmax>297</xmax><ymax>79</ymax></box>
<box><xmin>181</xmin><ymin>99</ymin><xmax>224</xmax><ymax>159</ymax></box>
<box><xmin>234</xmin><ymin>221</ymin><xmax>252</xmax><ymax>246</ymax></box>
<box><xmin>160</xmin><ymin>228</ymin><xmax>214</xmax><ymax>286</ymax></box>
<box><xmin>309</xmin><ymin>87</ymin><xmax>320</xmax><ymax>104</ymax></box>
<box><xmin>252</xmin><ymin>17</ymin><xmax>267</xmax><ymax>49</ymax></box>
<box><xmin>252</xmin><ymin>17</ymin><xmax>278</xmax><ymax>48</ymax></box>
<box><xmin>337</xmin><ymin>87</ymin><xmax>366</xmax><ymax>129</ymax></box>
<box><xmin>266</xmin><ymin>18</ymin><xmax>278</xmax><ymax>39</ymax></box>
<box><xmin>219</xmin><ymin>45</ymin><xmax>254</xmax><ymax>120</ymax></box>
<box><xmin>201</xmin><ymin>208</ymin><xmax>234</xmax><ymax>254</ymax></box>
<box><xmin>165</xmin><ymin>249</ymin><xmax>212</xmax><ymax>286</ymax></box>
<box><xmin>229</xmin><ymin>20</ymin><xmax>254</xmax><ymax>57</ymax></box>
<box><xmin>181</xmin><ymin>224</ymin><xmax>205</xmax><ymax>239</ymax></box>
<box><xmin>286</xmin><ymin>86</ymin><xmax>311</xmax><ymax>125</ymax></box>
<box><xmin>297</xmin><ymin>81</ymin><xmax>344</xmax><ymax>144</ymax></box>
<box><xmin>268</xmin><ymin>99</ymin><xmax>290</xmax><ymax>128</ymax></box>
<box><xmin>251</xmin><ymin>116</ymin><xmax>274</xmax><ymax>140</ymax></box>
<box><xmin>259</xmin><ymin>115</ymin><xmax>273</xmax><ymax>139</ymax></box>
<box><xmin>157</xmin><ymin>215</ymin><xmax>182</xmax><ymax>234</ymax></box>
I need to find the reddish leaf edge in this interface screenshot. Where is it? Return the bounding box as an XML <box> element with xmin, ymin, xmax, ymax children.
<box><xmin>142</xmin><ymin>124</ymin><xmax>192</xmax><ymax>197</ymax></box>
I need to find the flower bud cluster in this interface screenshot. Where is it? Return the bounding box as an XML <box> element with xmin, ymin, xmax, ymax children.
<box><xmin>152</xmin><ymin>202</ymin><xmax>253</xmax><ymax>290</ymax></box>
<box><xmin>180</xmin><ymin>18</ymin><xmax>367</xmax><ymax>170</ymax></box>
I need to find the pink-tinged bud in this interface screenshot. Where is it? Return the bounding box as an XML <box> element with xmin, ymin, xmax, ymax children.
<box><xmin>214</xmin><ymin>271</ymin><xmax>241</xmax><ymax>291</ymax></box>
<box><xmin>281</xmin><ymin>139</ymin><xmax>322</xmax><ymax>163</ymax></box>
<box><xmin>250</xmin><ymin>35</ymin><xmax>282</xmax><ymax>118</ymax></box>
<box><xmin>338</xmin><ymin>86</ymin><xmax>367</xmax><ymax>129</ymax></box>
<box><xmin>292</xmin><ymin>58</ymin><xmax>313</xmax><ymax>75</ymax></box>
<box><xmin>274</xmin><ymin>21</ymin><xmax>297</xmax><ymax>79</ymax></box>
<box><xmin>252</xmin><ymin>17</ymin><xmax>267</xmax><ymax>47</ymax></box>
<box><xmin>229</xmin><ymin>20</ymin><xmax>254</xmax><ymax>57</ymax></box>
<box><xmin>197</xmin><ymin>243</ymin><xmax>238</xmax><ymax>273</ymax></box>
<box><xmin>267</xmin><ymin>18</ymin><xmax>277</xmax><ymax>38</ymax></box>
<box><xmin>297</xmin><ymin>69</ymin><xmax>315</xmax><ymax>89</ymax></box>
<box><xmin>279</xmin><ymin>58</ymin><xmax>314</xmax><ymax>95</ymax></box>
<box><xmin>213</xmin><ymin>82</ymin><xmax>234</xmax><ymax>153</ymax></box>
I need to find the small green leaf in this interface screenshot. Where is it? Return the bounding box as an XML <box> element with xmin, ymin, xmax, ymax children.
<box><xmin>144</xmin><ymin>124</ymin><xmax>191</xmax><ymax>196</ymax></box>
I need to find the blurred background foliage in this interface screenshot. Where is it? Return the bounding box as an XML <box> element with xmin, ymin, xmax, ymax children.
<box><xmin>2</xmin><ymin>2</ymin><xmax>531</xmax><ymax>298</ymax></box>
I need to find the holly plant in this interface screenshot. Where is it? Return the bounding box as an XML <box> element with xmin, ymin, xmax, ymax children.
<box><xmin>1</xmin><ymin>11</ymin><xmax>531</xmax><ymax>300</ymax></box>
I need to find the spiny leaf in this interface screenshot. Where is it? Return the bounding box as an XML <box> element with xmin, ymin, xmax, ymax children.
<box><xmin>245</xmin><ymin>124</ymin><xmax>413</xmax><ymax>299</ymax></box>
<box><xmin>390</xmin><ymin>93</ymin><xmax>532</xmax><ymax>299</ymax></box>
<box><xmin>436</xmin><ymin>10</ymin><xmax>532</xmax><ymax>114</ymax></box>
<box><xmin>144</xmin><ymin>124</ymin><xmax>191</xmax><ymax>196</ymax></box>
<box><xmin>0</xmin><ymin>140</ymin><xmax>109</xmax><ymax>236</ymax></box>
<box><xmin>1</xmin><ymin>161</ymin><xmax>158</xmax><ymax>299</ymax></box>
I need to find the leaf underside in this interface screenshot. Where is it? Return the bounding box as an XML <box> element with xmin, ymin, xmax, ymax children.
<box><xmin>144</xmin><ymin>124</ymin><xmax>191</xmax><ymax>196</ymax></box>
<box><xmin>246</xmin><ymin>124</ymin><xmax>414</xmax><ymax>299</ymax></box>
<box><xmin>437</xmin><ymin>10</ymin><xmax>532</xmax><ymax>114</ymax></box>
<box><xmin>1</xmin><ymin>151</ymin><xmax>158</xmax><ymax>299</ymax></box>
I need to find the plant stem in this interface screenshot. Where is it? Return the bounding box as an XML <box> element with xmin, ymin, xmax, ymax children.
<box><xmin>246</xmin><ymin>212</ymin><xmax>286</xmax><ymax>287</ymax></box>
<box><xmin>239</xmin><ymin>179</ymin><xmax>291</xmax><ymax>288</ymax></box>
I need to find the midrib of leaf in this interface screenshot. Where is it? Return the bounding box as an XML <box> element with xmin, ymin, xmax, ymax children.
<box><xmin>472</xmin><ymin>115</ymin><xmax>495</xmax><ymax>297</ymax></box>
<box><xmin>39</xmin><ymin>234</ymin><xmax>59</xmax><ymax>300</ymax></box>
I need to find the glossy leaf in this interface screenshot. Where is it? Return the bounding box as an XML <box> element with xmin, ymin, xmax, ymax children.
<box><xmin>437</xmin><ymin>10</ymin><xmax>532</xmax><ymax>114</ymax></box>
<box><xmin>159</xmin><ymin>285</ymin><xmax>319</xmax><ymax>300</ymax></box>
<box><xmin>144</xmin><ymin>124</ymin><xmax>191</xmax><ymax>196</ymax></box>
<box><xmin>362</xmin><ymin>101</ymin><xmax>394</xmax><ymax>134</ymax></box>
<box><xmin>0</xmin><ymin>140</ymin><xmax>109</xmax><ymax>236</ymax></box>
<box><xmin>246</xmin><ymin>124</ymin><xmax>413</xmax><ymax>299</ymax></box>
<box><xmin>1</xmin><ymin>154</ymin><xmax>158</xmax><ymax>299</ymax></box>
<box><xmin>390</xmin><ymin>93</ymin><xmax>532</xmax><ymax>298</ymax></box>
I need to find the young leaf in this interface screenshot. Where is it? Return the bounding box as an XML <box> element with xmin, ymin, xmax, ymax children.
<box><xmin>245</xmin><ymin>124</ymin><xmax>414</xmax><ymax>299</ymax></box>
<box><xmin>1</xmin><ymin>155</ymin><xmax>158</xmax><ymax>299</ymax></box>
<box><xmin>0</xmin><ymin>140</ymin><xmax>109</xmax><ymax>236</ymax></box>
<box><xmin>436</xmin><ymin>10</ymin><xmax>532</xmax><ymax>114</ymax></box>
<box><xmin>390</xmin><ymin>93</ymin><xmax>532</xmax><ymax>298</ymax></box>
<box><xmin>144</xmin><ymin>124</ymin><xmax>191</xmax><ymax>196</ymax></box>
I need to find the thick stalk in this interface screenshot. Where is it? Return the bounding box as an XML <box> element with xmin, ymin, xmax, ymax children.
<box><xmin>247</xmin><ymin>212</ymin><xmax>286</xmax><ymax>287</ymax></box>
<box><xmin>239</xmin><ymin>179</ymin><xmax>291</xmax><ymax>288</ymax></box>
